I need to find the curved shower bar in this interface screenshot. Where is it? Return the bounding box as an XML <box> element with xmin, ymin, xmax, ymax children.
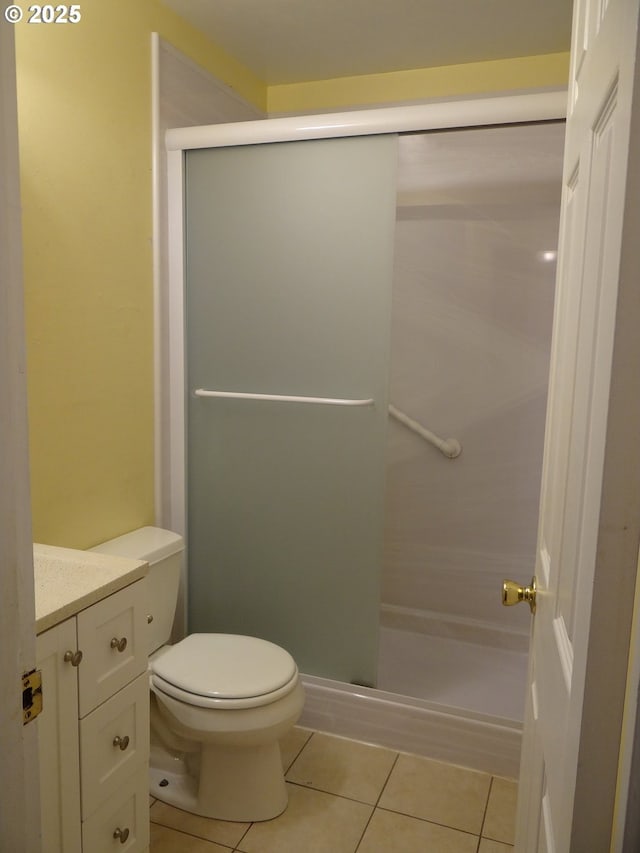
<box><xmin>388</xmin><ymin>404</ymin><xmax>462</xmax><ymax>459</ymax></box>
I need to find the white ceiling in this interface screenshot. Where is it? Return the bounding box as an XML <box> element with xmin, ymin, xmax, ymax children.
<box><xmin>160</xmin><ymin>0</ymin><xmax>573</xmax><ymax>86</ymax></box>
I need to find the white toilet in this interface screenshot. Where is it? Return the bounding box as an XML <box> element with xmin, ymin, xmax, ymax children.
<box><xmin>90</xmin><ymin>526</ymin><xmax>305</xmax><ymax>822</ymax></box>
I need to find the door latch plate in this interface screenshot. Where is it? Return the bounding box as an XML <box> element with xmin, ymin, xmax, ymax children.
<box><xmin>23</xmin><ymin>669</ymin><xmax>43</xmax><ymax>724</ymax></box>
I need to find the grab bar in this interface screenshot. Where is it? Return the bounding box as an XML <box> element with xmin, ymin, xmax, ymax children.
<box><xmin>388</xmin><ymin>404</ymin><xmax>462</xmax><ymax>459</ymax></box>
<box><xmin>194</xmin><ymin>389</ymin><xmax>374</xmax><ymax>407</ymax></box>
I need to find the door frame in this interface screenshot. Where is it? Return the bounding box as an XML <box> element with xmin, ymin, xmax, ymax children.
<box><xmin>163</xmin><ymin>91</ymin><xmax>566</xmax><ymax>643</ymax></box>
<box><xmin>0</xmin><ymin>22</ymin><xmax>41</xmax><ymax>851</ymax></box>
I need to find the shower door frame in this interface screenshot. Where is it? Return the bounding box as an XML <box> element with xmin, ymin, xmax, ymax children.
<box><xmin>162</xmin><ymin>91</ymin><xmax>567</xmax><ymax>639</ymax></box>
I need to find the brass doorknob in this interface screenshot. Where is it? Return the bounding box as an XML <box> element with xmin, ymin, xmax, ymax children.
<box><xmin>502</xmin><ymin>577</ymin><xmax>537</xmax><ymax>614</ymax></box>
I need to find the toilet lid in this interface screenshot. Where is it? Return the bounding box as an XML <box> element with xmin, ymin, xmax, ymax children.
<box><xmin>151</xmin><ymin>633</ymin><xmax>298</xmax><ymax>700</ymax></box>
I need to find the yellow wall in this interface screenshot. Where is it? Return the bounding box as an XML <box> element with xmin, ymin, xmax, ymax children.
<box><xmin>15</xmin><ymin>0</ymin><xmax>265</xmax><ymax>548</ymax></box>
<box><xmin>268</xmin><ymin>52</ymin><xmax>570</xmax><ymax>114</ymax></box>
<box><xmin>14</xmin><ymin>0</ymin><xmax>568</xmax><ymax>550</ymax></box>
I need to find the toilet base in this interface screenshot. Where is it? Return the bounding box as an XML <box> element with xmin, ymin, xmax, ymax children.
<box><xmin>150</xmin><ymin>740</ymin><xmax>288</xmax><ymax>822</ymax></box>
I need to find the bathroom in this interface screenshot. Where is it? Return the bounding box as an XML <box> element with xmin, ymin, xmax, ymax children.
<box><xmin>7</xmin><ymin>1</ymin><xmax>639</xmax><ymax>850</ymax></box>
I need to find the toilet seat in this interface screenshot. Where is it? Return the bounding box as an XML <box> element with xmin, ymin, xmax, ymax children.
<box><xmin>151</xmin><ymin>633</ymin><xmax>300</xmax><ymax>710</ymax></box>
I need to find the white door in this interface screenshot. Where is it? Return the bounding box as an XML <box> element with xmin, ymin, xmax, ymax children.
<box><xmin>516</xmin><ymin>0</ymin><xmax>640</xmax><ymax>849</ymax></box>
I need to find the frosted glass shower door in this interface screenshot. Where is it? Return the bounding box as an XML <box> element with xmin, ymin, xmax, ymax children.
<box><xmin>185</xmin><ymin>134</ymin><xmax>398</xmax><ymax>686</ymax></box>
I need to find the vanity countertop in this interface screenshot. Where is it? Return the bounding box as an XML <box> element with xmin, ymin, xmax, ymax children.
<box><xmin>34</xmin><ymin>543</ymin><xmax>148</xmax><ymax>634</ymax></box>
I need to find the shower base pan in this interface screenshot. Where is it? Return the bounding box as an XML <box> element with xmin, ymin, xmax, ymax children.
<box><xmin>377</xmin><ymin>626</ymin><xmax>528</xmax><ymax>721</ymax></box>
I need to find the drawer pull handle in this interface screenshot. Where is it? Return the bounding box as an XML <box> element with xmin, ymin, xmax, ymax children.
<box><xmin>147</xmin><ymin>614</ymin><xmax>154</xmax><ymax>624</ymax></box>
<box><xmin>63</xmin><ymin>649</ymin><xmax>83</xmax><ymax>667</ymax></box>
<box><xmin>110</xmin><ymin>636</ymin><xmax>128</xmax><ymax>653</ymax></box>
<box><xmin>112</xmin><ymin>734</ymin><xmax>130</xmax><ymax>750</ymax></box>
<box><xmin>113</xmin><ymin>826</ymin><xmax>129</xmax><ymax>844</ymax></box>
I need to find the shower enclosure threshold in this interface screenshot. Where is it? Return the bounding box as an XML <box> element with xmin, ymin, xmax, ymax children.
<box><xmin>299</xmin><ymin>672</ymin><xmax>522</xmax><ymax>779</ymax></box>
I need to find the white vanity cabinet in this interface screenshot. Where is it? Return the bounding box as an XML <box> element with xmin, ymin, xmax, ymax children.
<box><xmin>36</xmin><ymin>616</ymin><xmax>82</xmax><ymax>852</ymax></box>
<box><xmin>36</xmin><ymin>577</ymin><xmax>150</xmax><ymax>853</ymax></box>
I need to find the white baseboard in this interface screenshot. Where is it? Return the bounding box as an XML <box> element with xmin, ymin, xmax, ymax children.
<box><xmin>299</xmin><ymin>673</ymin><xmax>521</xmax><ymax>780</ymax></box>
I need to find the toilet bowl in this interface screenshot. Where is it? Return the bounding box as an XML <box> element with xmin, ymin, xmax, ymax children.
<box><xmin>149</xmin><ymin>633</ymin><xmax>305</xmax><ymax>821</ymax></box>
<box><xmin>90</xmin><ymin>527</ymin><xmax>305</xmax><ymax>822</ymax></box>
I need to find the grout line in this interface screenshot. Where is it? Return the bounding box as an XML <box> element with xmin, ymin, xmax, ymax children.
<box><xmin>373</xmin><ymin>804</ymin><xmax>483</xmax><ymax>841</ymax></box>
<box><xmin>353</xmin><ymin>752</ymin><xmax>400</xmax><ymax>852</ymax></box>
<box><xmin>283</xmin><ymin>742</ymin><xmax>400</xmax><ymax>808</ymax></box>
<box><xmin>150</xmin><ymin>821</ymin><xmax>236</xmax><ymax>850</ymax></box>
<box><xmin>285</xmin><ymin>778</ymin><xmax>380</xmax><ymax>805</ymax></box>
<box><xmin>376</xmin><ymin>752</ymin><xmax>400</xmax><ymax>807</ymax></box>
<box><xmin>476</xmin><ymin>775</ymin><xmax>495</xmax><ymax>852</ymax></box>
<box><xmin>475</xmin><ymin>827</ymin><xmax>483</xmax><ymax>853</ymax></box>
<box><xmin>149</xmin><ymin>805</ymin><xmax>253</xmax><ymax>848</ymax></box>
<box><xmin>234</xmin><ymin>819</ymin><xmax>254</xmax><ymax>851</ymax></box>
<box><xmin>286</xmin><ymin>729</ymin><xmax>315</xmax><ymax>771</ymax></box>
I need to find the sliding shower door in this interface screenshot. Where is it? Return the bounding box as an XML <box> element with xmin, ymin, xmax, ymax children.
<box><xmin>185</xmin><ymin>134</ymin><xmax>398</xmax><ymax>685</ymax></box>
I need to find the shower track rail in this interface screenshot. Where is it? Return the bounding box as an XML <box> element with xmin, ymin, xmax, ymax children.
<box><xmin>193</xmin><ymin>389</ymin><xmax>461</xmax><ymax>458</ymax></box>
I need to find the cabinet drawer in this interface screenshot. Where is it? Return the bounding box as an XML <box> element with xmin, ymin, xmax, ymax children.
<box><xmin>77</xmin><ymin>579</ymin><xmax>148</xmax><ymax>716</ymax></box>
<box><xmin>80</xmin><ymin>672</ymin><xmax>150</xmax><ymax>819</ymax></box>
<box><xmin>81</xmin><ymin>765</ymin><xmax>149</xmax><ymax>853</ymax></box>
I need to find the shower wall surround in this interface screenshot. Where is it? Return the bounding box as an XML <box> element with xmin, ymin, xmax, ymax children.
<box><xmin>382</xmin><ymin>122</ymin><xmax>565</xmax><ymax>652</ymax></box>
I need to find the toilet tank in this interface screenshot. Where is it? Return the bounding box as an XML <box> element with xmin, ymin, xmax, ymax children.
<box><xmin>89</xmin><ymin>526</ymin><xmax>184</xmax><ymax>654</ymax></box>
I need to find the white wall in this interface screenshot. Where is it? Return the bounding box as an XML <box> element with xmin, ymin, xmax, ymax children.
<box><xmin>382</xmin><ymin>122</ymin><xmax>565</xmax><ymax>648</ymax></box>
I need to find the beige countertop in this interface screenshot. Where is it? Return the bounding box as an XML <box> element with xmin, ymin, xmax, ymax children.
<box><xmin>34</xmin><ymin>543</ymin><xmax>148</xmax><ymax>634</ymax></box>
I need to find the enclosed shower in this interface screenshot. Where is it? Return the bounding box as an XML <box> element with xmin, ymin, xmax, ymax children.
<box><xmin>165</xmin><ymin>97</ymin><xmax>566</xmax><ymax>775</ymax></box>
<box><xmin>378</xmin><ymin>122</ymin><xmax>564</xmax><ymax>721</ymax></box>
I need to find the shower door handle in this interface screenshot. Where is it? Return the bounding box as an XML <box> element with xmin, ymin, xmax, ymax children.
<box><xmin>502</xmin><ymin>577</ymin><xmax>537</xmax><ymax>614</ymax></box>
<box><xmin>193</xmin><ymin>388</ymin><xmax>374</xmax><ymax>407</ymax></box>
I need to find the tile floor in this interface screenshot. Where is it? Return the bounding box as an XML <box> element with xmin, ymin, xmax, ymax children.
<box><xmin>149</xmin><ymin>727</ymin><xmax>517</xmax><ymax>853</ymax></box>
